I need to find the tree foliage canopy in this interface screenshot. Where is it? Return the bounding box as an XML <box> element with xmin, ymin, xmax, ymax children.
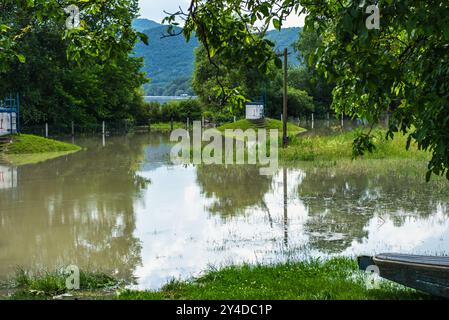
<box><xmin>166</xmin><ymin>0</ymin><xmax>449</xmax><ymax>180</ymax></box>
<box><xmin>0</xmin><ymin>0</ymin><xmax>147</xmax><ymax>69</ymax></box>
<box><xmin>0</xmin><ymin>0</ymin><xmax>149</xmax><ymax>127</ymax></box>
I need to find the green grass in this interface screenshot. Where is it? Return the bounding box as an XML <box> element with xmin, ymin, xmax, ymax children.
<box><xmin>150</xmin><ymin>122</ymin><xmax>185</xmax><ymax>132</ymax></box>
<box><xmin>2</xmin><ymin>259</ymin><xmax>431</xmax><ymax>300</ymax></box>
<box><xmin>118</xmin><ymin>258</ymin><xmax>429</xmax><ymax>300</ymax></box>
<box><xmin>218</xmin><ymin>118</ymin><xmax>306</xmax><ymax>137</ymax></box>
<box><xmin>281</xmin><ymin>129</ymin><xmax>429</xmax><ymax>162</ymax></box>
<box><xmin>3</xmin><ymin>134</ymin><xmax>81</xmax><ymax>154</ymax></box>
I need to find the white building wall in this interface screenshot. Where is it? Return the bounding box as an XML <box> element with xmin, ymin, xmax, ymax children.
<box><xmin>246</xmin><ymin>105</ymin><xmax>264</xmax><ymax>120</ymax></box>
<box><xmin>0</xmin><ymin>112</ymin><xmax>16</xmax><ymax>136</ymax></box>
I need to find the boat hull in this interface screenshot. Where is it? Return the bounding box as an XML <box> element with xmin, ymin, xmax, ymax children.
<box><xmin>358</xmin><ymin>253</ymin><xmax>449</xmax><ymax>298</ymax></box>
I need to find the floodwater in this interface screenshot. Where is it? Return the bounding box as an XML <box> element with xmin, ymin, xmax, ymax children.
<box><xmin>0</xmin><ymin>132</ymin><xmax>448</xmax><ymax>289</ymax></box>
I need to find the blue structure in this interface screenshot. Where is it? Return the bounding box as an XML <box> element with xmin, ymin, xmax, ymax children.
<box><xmin>0</xmin><ymin>93</ymin><xmax>20</xmax><ymax>135</ymax></box>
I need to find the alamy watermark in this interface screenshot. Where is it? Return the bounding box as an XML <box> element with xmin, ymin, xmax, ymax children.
<box><xmin>64</xmin><ymin>5</ymin><xmax>80</xmax><ymax>30</ymax></box>
<box><xmin>365</xmin><ymin>264</ymin><xmax>381</xmax><ymax>290</ymax></box>
<box><xmin>170</xmin><ymin>122</ymin><xmax>279</xmax><ymax>176</ymax></box>
<box><xmin>64</xmin><ymin>265</ymin><xmax>80</xmax><ymax>290</ymax></box>
<box><xmin>360</xmin><ymin>1</ymin><xmax>381</xmax><ymax>30</ymax></box>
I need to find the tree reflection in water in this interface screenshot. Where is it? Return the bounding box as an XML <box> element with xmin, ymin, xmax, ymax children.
<box><xmin>196</xmin><ymin>164</ymin><xmax>273</xmax><ymax>219</ymax></box>
<box><xmin>0</xmin><ymin>134</ymin><xmax>155</xmax><ymax>282</ymax></box>
<box><xmin>298</xmin><ymin>162</ymin><xmax>449</xmax><ymax>253</ymax></box>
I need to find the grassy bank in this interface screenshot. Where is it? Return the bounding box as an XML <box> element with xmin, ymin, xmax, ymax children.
<box><xmin>0</xmin><ymin>134</ymin><xmax>81</xmax><ymax>166</ymax></box>
<box><xmin>281</xmin><ymin>129</ymin><xmax>429</xmax><ymax>163</ymax></box>
<box><xmin>3</xmin><ymin>134</ymin><xmax>81</xmax><ymax>154</ymax></box>
<box><xmin>1</xmin><ymin>259</ymin><xmax>430</xmax><ymax>300</ymax></box>
<box><xmin>118</xmin><ymin>258</ymin><xmax>427</xmax><ymax>300</ymax></box>
<box><xmin>218</xmin><ymin>118</ymin><xmax>306</xmax><ymax>137</ymax></box>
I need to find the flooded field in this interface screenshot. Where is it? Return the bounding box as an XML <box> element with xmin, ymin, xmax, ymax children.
<box><xmin>0</xmin><ymin>132</ymin><xmax>448</xmax><ymax>289</ymax></box>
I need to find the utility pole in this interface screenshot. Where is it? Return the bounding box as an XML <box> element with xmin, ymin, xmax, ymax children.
<box><xmin>282</xmin><ymin>48</ymin><xmax>288</xmax><ymax>148</ymax></box>
<box><xmin>283</xmin><ymin>167</ymin><xmax>288</xmax><ymax>246</ymax></box>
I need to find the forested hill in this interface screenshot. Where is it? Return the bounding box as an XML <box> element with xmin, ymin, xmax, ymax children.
<box><xmin>132</xmin><ymin>19</ymin><xmax>162</xmax><ymax>32</ymax></box>
<box><xmin>132</xmin><ymin>21</ymin><xmax>199</xmax><ymax>96</ymax></box>
<box><xmin>132</xmin><ymin>19</ymin><xmax>302</xmax><ymax>96</ymax></box>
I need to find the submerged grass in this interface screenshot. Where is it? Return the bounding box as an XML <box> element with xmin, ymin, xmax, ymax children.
<box><xmin>2</xmin><ymin>268</ymin><xmax>120</xmax><ymax>300</ymax></box>
<box><xmin>149</xmin><ymin>122</ymin><xmax>185</xmax><ymax>132</ymax></box>
<box><xmin>4</xmin><ymin>150</ymin><xmax>80</xmax><ymax>166</ymax></box>
<box><xmin>118</xmin><ymin>258</ymin><xmax>429</xmax><ymax>300</ymax></box>
<box><xmin>218</xmin><ymin>118</ymin><xmax>306</xmax><ymax>138</ymax></box>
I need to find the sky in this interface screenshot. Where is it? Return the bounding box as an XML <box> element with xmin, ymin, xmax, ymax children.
<box><xmin>138</xmin><ymin>0</ymin><xmax>305</xmax><ymax>28</ymax></box>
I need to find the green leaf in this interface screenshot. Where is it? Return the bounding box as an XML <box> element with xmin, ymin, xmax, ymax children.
<box><xmin>137</xmin><ymin>32</ymin><xmax>149</xmax><ymax>46</ymax></box>
<box><xmin>16</xmin><ymin>54</ymin><xmax>26</xmax><ymax>63</ymax></box>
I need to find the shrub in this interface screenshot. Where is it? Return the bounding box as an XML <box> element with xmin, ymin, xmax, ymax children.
<box><xmin>142</xmin><ymin>99</ymin><xmax>204</xmax><ymax>123</ymax></box>
<box><xmin>177</xmin><ymin>99</ymin><xmax>203</xmax><ymax>120</ymax></box>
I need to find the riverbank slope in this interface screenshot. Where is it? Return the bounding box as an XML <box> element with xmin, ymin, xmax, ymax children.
<box><xmin>0</xmin><ymin>134</ymin><xmax>81</xmax><ymax>166</ymax></box>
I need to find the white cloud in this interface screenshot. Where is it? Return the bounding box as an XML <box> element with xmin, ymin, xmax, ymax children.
<box><xmin>283</xmin><ymin>12</ymin><xmax>306</xmax><ymax>28</ymax></box>
<box><xmin>138</xmin><ymin>0</ymin><xmax>191</xmax><ymax>24</ymax></box>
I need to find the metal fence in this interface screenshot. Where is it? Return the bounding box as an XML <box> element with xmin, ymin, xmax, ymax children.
<box><xmin>21</xmin><ymin>119</ymin><xmax>133</xmax><ymax>137</ymax></box>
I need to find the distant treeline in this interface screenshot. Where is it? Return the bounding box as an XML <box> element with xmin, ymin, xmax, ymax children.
<box><xmin>138</xmin><ymin>99</ymin><xmax>237</xmax><ymax>125</ymax></box>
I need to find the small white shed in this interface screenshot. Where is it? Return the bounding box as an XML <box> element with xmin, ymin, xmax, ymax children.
<box><xmin>246</xmin><ymin>103</ymin><xmax>264</xmax><ymax>120</ymax></box>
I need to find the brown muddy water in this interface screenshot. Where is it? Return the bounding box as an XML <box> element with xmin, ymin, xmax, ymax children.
<box><xmin>0</xmin><ymin>132</ymin><xmax>448</xmax><ymax>289</ymax></box>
